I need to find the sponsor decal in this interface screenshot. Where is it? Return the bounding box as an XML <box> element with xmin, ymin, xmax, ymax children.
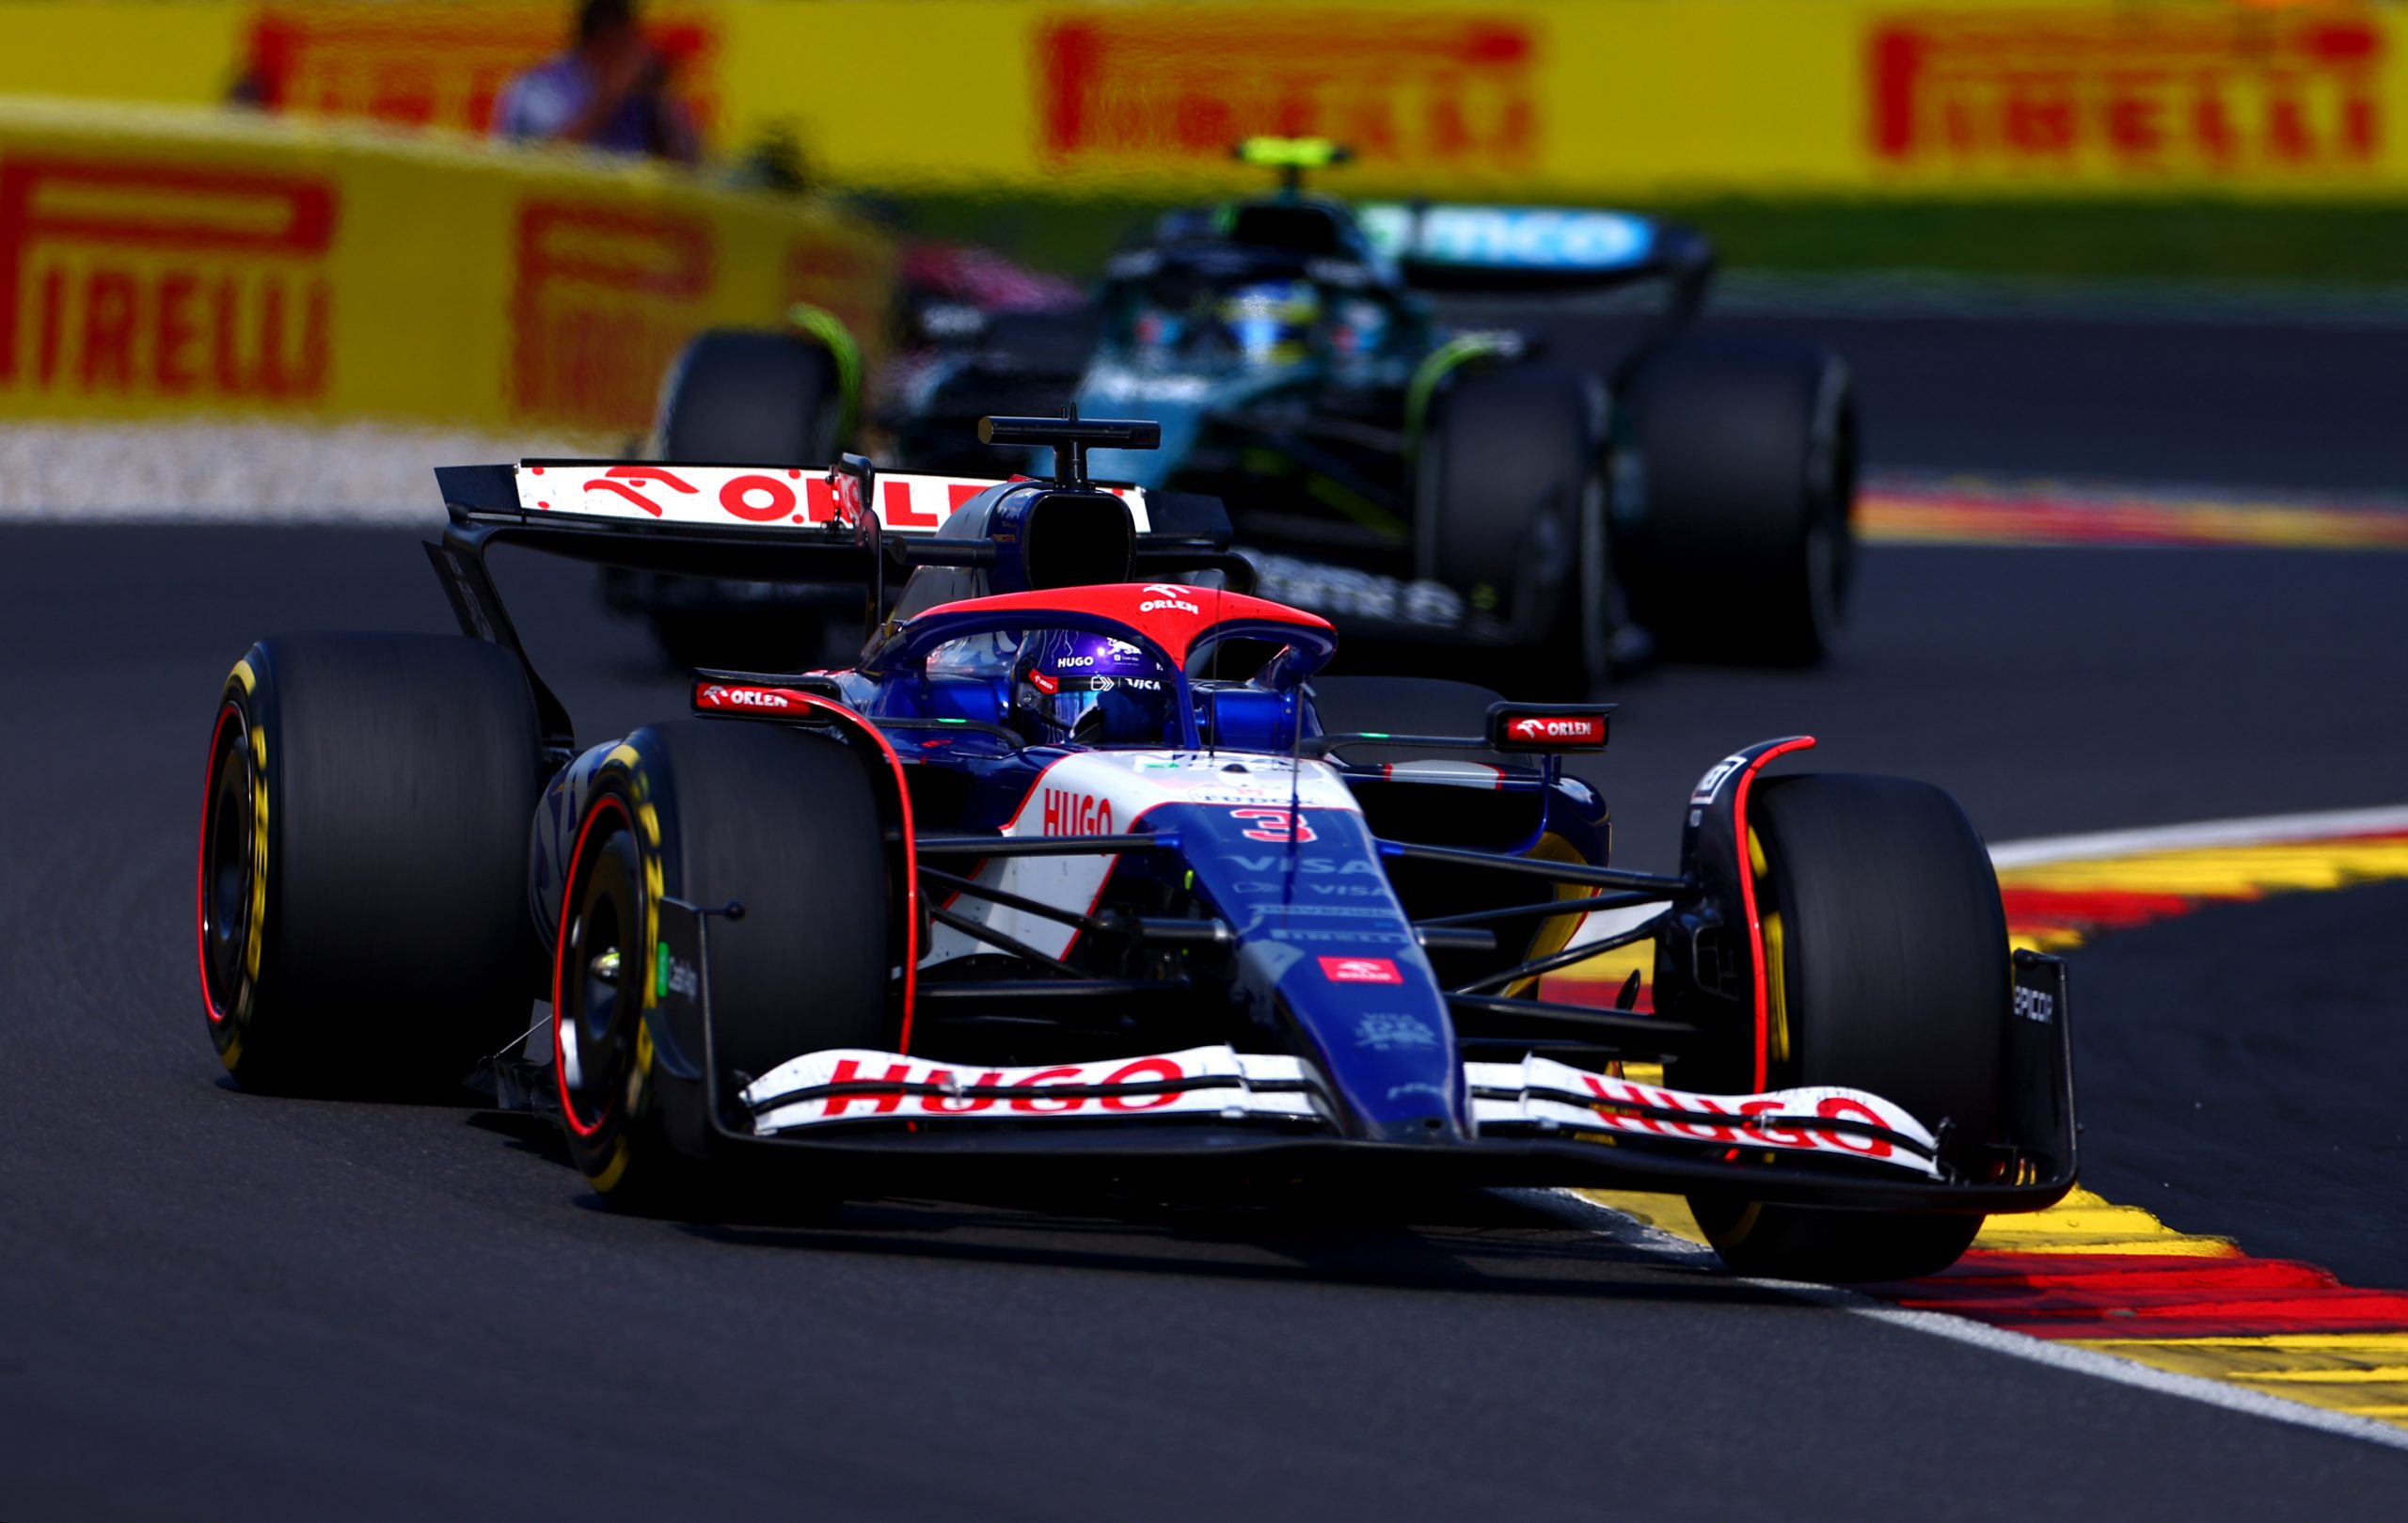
<box><xmin>1503</xmin><ymin>713</ymin><xmax>1607</xmax><ymax>745</ymax></box>
<box><xmin>0</xmin><ymin>156</ymin><xmax>336</xmax><ymax>405</ymax></box>
<box><xmin>653</xmin><ymin>944</ymin><xmax>698</xmax><ymax>1001</ymax></box>
<box><xmin>1039</xmin><ymin>786</ymin><xmax>1114</xmax><ymax>837</ymax></box>
<box><xmin>1323</xmin><ymin>956</ymin><xmax>1405</xmax><ymax>984</ymax></box>
<box><xmin>1230</xmin><ymin>807</ymin><xmax>1316</xmax><ymax>843</ymax></box>
<box><xmin>510</xmin><ymin>200</ymin><xmax>712</xmax><ymax>432</ymax></box>
<box><xmin>1359</xmin><ymin>204</ymin><xmax>1651</xmax><ymax>270</ymax></box>
<box><xmin>1689</xmin><ymin>753</ymin><xmax>1747</xmax><ymax>806</ymax></box>
<box><xmin>1868</xmin><ymin>9</ymin><xmax>2383</xmax><ymax>177</ymax></box>
<box><xmin>1137</xmin><ymin>582</ymin><xmax>1201</xmax><ymax>615</ymax></box>
<box><xmin>1225</xmin><ymin>855</ymin><xmax>1377</xmax><ymax>876</ymax></box>
<box><xmin>243</xmin><ymin>4</ymin><xmax>721</xmax><ymax>139</ymax></box>
<box><xmin>519</xmin><ymin>463</ymin><xmax>993</xmax><ymax>531</ymax></box>
<box><xmin>1464</xmin><ymin>1057</ymin><xmax>1941</xmax><ymax>1175</ymax></box>
<box><xmin>1354</xmin><ymin>1010</ymin><xmax>1436</xmax><ymax>1047</ymax></box>
<box><xmin>1277</xmin><ymin>928</ymin><xmax>1410</xmax><ymax>945</ymax></box>
<box><xmin>2014</xmin><ymin>985</ymin><xmax>2056</xmax><ymax>1023</ymax></box>
<box><xmin>1037</xmin><ymin>10</ymin><xmax>1537</xmax><ymax>175</ymax></box>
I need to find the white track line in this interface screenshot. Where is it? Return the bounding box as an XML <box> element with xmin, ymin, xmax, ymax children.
<box><xmin>1522</xmin><ymin>1190</ymin><xmax>2408</xmax><ymax>1454</ymax></box>
<box><xmin>1545</xmin><ymin>801</ymin><xmax>2408</xmax><ymax>1454</ymax></box>
<box><xmin>1988</xmin><ymin>803</ymin><xmax>2408</xmax><ymax>867</ymax></box>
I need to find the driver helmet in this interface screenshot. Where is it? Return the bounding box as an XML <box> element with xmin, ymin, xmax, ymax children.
<box><xmin>1218</xmin><ymin>279</ymin><xmax>1321</xmax><ymax>366</ymax></box>
<box><xmin>1009</xmin><ymin>630</ymin><xmax>1180</xmax><ymax>745</ymax></box>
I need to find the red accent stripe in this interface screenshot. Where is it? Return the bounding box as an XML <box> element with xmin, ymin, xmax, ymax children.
<box><xmin>197</xmin><ymin>702</ymin><xmax>241</xmax><ymax>1027</ymax></box>
<box><xmin>552</xmin><ymin>794</ymin><xmax>631</xmax><ymax>1140</ymax></box>
<box><xmin>1734</xmin><ymin>738</ymin><xmax>1816</xmax><ymax>1090</ymax></box>
<box><xmin>2000</xmin><ymin>887</ymin><xmax>2216</xmax><ymax>928</ymax></box>
<box><xmin>1879</xmin><ymin>1250</ymin><xmax>2408</xmax><ymax>1341</ymax></box>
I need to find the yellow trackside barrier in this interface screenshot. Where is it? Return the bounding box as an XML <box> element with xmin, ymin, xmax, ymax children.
<box><xmin>0</xmin><ymin>99</ymin><xmax>892</xmax><ymax>435</ymax></box>
<box><xmin>2</xmin><ymin>2</ymin><xmax>2400</xmax><ymax>201</ymax></box>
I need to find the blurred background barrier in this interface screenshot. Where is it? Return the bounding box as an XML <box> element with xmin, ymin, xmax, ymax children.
<box><xmin>0</xmin><ymin>95</ymin><xmax>893</xmax><ymax>442</ymax></box>
<box><xmin>0</xmin><ymin>0</ymin><xmax>2401</xmax><ymax>199</ymax></box>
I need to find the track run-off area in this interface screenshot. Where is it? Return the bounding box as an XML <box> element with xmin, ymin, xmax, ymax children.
<box><xmin>6</xmin><ymin>309</ymin><xmax>2408</xmax><ymax>1518</ymax></box>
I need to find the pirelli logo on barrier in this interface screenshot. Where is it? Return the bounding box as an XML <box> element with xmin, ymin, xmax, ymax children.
<box><xmin>1869</xmin><ymin>9</ymin><xmax>2384</xmax><ymax>177</ymax></box>
<box><xmin>511</xmin><ymin>199</ymin><xmax>713</xmax><ymax>433</ymax></box>
<box><xmin>245</xmin><ymin>3</ymin><xmax>721</xmax><ymax>140</ymax></box>
<box><xmin>1037</xmin><ymin>9</ymin><xmax>1536</xmax><ymax>175</ymax></box>
<box><xmin>0</xmin><ymin>156</ymin><xmax>337</xmax><ymax>406</ymax></box>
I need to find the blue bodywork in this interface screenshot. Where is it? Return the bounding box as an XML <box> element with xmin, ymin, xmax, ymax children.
<box><xmin>534</xmin><ymin>579</ymin><xmax>1608</xmax><ymax>1146</ymax></box>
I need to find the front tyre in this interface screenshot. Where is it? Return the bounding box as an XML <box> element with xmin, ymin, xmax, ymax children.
<box><xmin>199</xmin><ymin>635</ymin><xmax>545</xmax><ymax>1095</ymax></box>
<box><xmin>1686</xmin><ymin>772</ymin><xmax>2008</xmax><ymax>1282</ymax></box>
<box><xmin>553</xmin><ymin>721</ymin><xmax>895</xmax><ymax>1214</ymax></box>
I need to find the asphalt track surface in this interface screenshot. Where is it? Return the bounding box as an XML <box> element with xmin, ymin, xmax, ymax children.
<box><xmin>8</xmin><ymin>313</ymin><xmax>2408</xmax><ymax>1518</ymax></box>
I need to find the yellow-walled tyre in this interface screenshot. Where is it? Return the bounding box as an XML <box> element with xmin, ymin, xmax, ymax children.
<box><xmin>550</xmin><ymin>721</ymin><xmax>893</xmax><ymax>1214</ymax></box>
<box><xmin>198</xmin><ymin>634</ymin><xmax>544</xmax><ymax>1095</ymax></box>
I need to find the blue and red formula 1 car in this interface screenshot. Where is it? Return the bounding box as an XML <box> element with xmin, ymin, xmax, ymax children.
<box><xmin>197</xmin><ymin>417</ymin><xmax>2074</xmax><ymax>1282</ymax></box>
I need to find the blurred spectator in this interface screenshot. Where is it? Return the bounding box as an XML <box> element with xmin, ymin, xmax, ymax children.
<box><xmin>493</xmin><ymin>0</ymin><xmax>698</xmax><ymax>165</ymax></box>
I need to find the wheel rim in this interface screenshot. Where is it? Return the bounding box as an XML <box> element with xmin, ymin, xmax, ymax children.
<box><xmin>199</xmin><ymin>704</ymin><xmax>254</xmax><ymax>1023</ymax></box>
<box><xmin>556</xmin><ymin>803</ymin><xmax>643</xmax><ymax>1138</ymax></box>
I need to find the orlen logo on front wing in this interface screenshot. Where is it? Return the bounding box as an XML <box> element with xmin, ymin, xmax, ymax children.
<box><xmin>0</xmin><ymin>157</ymin><xmax>337</xmax><ymax>405</ymax></box>
<box><xmin>1319</xmin><ymin>956</ymin><xmax>1402</xmax><ymax>984</ymax></box>
<box><xmin>695</xmin><ymin>683</ymin><xmax>792</xmax><ymax>711</ymax></box>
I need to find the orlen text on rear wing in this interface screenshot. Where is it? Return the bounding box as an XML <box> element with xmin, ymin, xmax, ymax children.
<box><xmin>425</xmin><ymin>448</ymin><xmax>1244</xmax><ymax>758</ymax></box>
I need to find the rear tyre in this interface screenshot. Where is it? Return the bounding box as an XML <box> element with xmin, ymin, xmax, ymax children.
<box><xmin>553</xmin><ymin>721</ymin><xmax>894</xmax><ymax>1215</ymax></box>
<box><xmin>1416</xmin><ymin>366</ymin><xmax>1608</xmax><ymax>697</ymax></box>
<box><xmin>640</xmin><ymin>327</ymin><xmax>850</xmax><ymax>670</ymax></box>
<box><xmin>1617</xmin><ymin>336</ymin><xmax>1856</xmax><ymax>666</ymax></box>
<box><xmin>1685</xmin><ymin>773</ymin><xmax>2007</xmax><ymax>1282</ymax></box>
<box><xmin>653</xmin><ymin>327</ymin><xmax>843</xmax><ymax>466</ymax></box>
<box><xmin>199</xmin><ymin>634</ymin><xmax>544</xmax><ymax>1096</ymax></box>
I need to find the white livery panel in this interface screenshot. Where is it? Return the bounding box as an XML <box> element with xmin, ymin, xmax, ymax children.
<box><xmin>742</xmin><ymin>1041</ymin><xmax>1941</xmax><ymax>1177</ymax></box>
<box><xmin>511</xmin><ymin>463</ymin><xmax>1149</xmax><ymax>533</ymax></box>
<box><xmin>923</xmin><ymin>752</ymin><xmax>1364</xmax><ymax>965</ymax></box>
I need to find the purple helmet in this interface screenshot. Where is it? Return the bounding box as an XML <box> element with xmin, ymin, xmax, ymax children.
<box><xmin>1009</xmin><ymin>629</ymin><xmax>1179</xmax><ymax>744</ymax></box>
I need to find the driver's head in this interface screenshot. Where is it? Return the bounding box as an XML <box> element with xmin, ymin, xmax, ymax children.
<box><xmin>1010</xmin><ymin>630</ymin><xmax>1179</xmax><ymax>745</ymax></box>
<box><xmin>1219</xmin><ymin>278</ymin><xmax>1320</xmax><ymax>365</ymax></box>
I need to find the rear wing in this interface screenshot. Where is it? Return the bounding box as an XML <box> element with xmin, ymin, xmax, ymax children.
<box><xmin>1357</xmin><ymin>203</ymin><xmax>1713</xmax><ymax>314</ymax></box>
<box><xmin>426</xmin><ymin>436</ymin><xmax>1244</xmax><ymax>758</ymax></box>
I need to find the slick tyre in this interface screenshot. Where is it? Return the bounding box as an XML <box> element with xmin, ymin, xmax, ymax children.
<box><xmin>1617</xmin><ymin>337</ymin><xmax>1856</xmax><ymax>666</ymax></box>
<box><xmin>1686</xmin><ymin>773</ymin><xmax>2010</xmax><ymax>1282</ymax></box>
<box><xmin>641</xmin><ymin>327</ymin><xmax>850</xmax><ymax>671</ymax></box>
<box><xmin>552</xmin><ymin>721</ymin><xmax>893</xmax><ymax>1215</ymax></box>
<box><xmin>198</xmin><ymin>634</ymin><xmax>545</xmax><ymax>1096</ymax></box>
<box><xmin>1416</xmin><ymin>366</ymin><xmax>1609</xmax><ymax>696</ymax></box>
<box><xmin>653</xmin><ymin>326</ymin><xmax>844</xmax><ymax>466</ymax></box>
